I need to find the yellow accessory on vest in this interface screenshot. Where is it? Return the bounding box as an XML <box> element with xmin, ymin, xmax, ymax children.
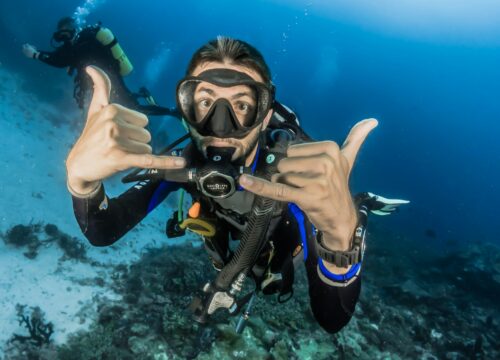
<box><xmin>96</xmin><ymin>27</ymin><xmax>133</xmax><ymax>76</ymax></box>
<box><xmin>179</xmin><ymin>218</ymin><xmax>216</xmax><ymax>237</ymax></box>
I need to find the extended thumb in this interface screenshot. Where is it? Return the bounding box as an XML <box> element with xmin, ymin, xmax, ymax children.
<box><xmin>341</xmin><ymin>118</ymin><xmax>379</xmax><ymax>171</ymax></box>
<box><xmin>86</xmin><ymin>65</ymin><xmax>111</xmax><ymax>119</ymax></box>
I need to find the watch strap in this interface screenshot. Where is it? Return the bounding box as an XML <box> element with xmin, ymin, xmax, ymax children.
<box><xmin>316</xmin><ymin>231</ymin><xmax>362</xmax><ymax>267</ymax></box>
<box><xmin>316</xmin><ymin>205</ymin><xmax>368</xmax><ymax>268</ymax></box>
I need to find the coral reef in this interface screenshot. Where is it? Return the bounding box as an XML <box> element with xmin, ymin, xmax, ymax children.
<box><xmin>3</xmin><ymin>225</ymin><xmax>499</xmax><ymax>359</ymax></box>
<box><xmin>4</xmin><ymin>305</ymin><xmax>58</xmax><ymax>360</ymax></box>
<box><xmin>3</xmin><ymin>224</ymin><xmax>43</xmax><ymax>259</ymax></box>
<box><xmin>1</xmin><ymin>222</ymin><xmax>87</xmax><ymax>260</ymax></box>
<box><xmin>11</xmin><ymin>304</ymin><xmax>54</xmax><ymax>347</ymax></box>
<box><xmin>58</xmin><ymin>323</ymin><xmax>133</xmax><ymax>360</ymax></box>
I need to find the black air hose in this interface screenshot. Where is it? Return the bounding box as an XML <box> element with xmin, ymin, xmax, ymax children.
<box><xmin>214</xmin><ymin>195</ymin><xmax>276</xmax><ymax>289</ymax></box>
<box><xmin>214</xmin><ymin>149</ymin><xmax>284</xmax><ymax>291</ymax></box>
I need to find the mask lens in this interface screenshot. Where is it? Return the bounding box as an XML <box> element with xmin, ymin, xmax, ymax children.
<box><xmin>231</xmin><ymin>93</ymin><xmax>257</xmax><ymax>127</ymax></box>
<box><xmin>177</xmin><ymin>78</ymin><xmax>199</xmax><ymax>125</ymax></box>
<box><xmin>53</xmin><ymin>29</ymin><xmax>74</xmax><ymax>42</ymax></box>
<box><xmin>178</xmin><ymin>82</ymin><xmax>269</xmax><ymax>125</ymax></box>
<box><xmin>192</xmin><ymin>83</ymin><xmax>257</xmax><ymax>125</ymax></box>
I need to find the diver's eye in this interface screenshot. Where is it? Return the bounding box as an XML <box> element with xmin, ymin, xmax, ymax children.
<box><xmin>235</xmin><ymin>102</ymin><xmax>253</xmax><ymax>114</ymax></box>
<box><xmin>198</xmin><ymin>99</ymin><xmax>212</xmax><ymax>109</ymax></box>
<box><xmin>233</xmin><ymin>101</ymin><xmax>256</xmax><ymax>126</ymax></box>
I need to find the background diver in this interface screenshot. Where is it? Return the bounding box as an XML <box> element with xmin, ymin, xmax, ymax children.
<box><xmin>65</xmin><ymin>37</ymin><xmax>408</xmax><ymax>333</ymax></box>
<box><xmin>22</xmin><ymin>16</ymin><xmax>179</xmax><ymax>117</ymax></box>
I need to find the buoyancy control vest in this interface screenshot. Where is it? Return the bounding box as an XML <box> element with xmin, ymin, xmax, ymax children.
<box><xmin>168</xmin><ymin>103</ymin><xmax>313</xmax><ymax>320</ymax></box>
<box><xmin>123</xmin><ymin>102</ymin><xmax>313</xmax><ymax>324</ymax></box>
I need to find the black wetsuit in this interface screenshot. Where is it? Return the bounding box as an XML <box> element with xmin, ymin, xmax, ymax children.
<box><xmin>71</xmin><ymin>117</ymin><xmax>362</xmax><ymax>334</ymax></box>
<box><xmin>37</xmin><ymin>25</ymin><xmax>177</xmax><ymax>116</ymax></box>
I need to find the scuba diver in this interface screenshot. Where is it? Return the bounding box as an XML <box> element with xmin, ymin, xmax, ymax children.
<box><xmin>65</xmin><ymin>37</ymin><xmax>409</xmax><ymax>333</ymax></box>
<box><xmin>22</xmin><ymin>16</ymin><xmax>178</xmax><ymax>117</ymax></box>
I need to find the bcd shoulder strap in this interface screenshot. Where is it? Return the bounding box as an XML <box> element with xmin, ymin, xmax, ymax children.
<box><xmin>271</xmin><ymin>101</ymin><xmax>314</xmax><ymax>142</ymax></box>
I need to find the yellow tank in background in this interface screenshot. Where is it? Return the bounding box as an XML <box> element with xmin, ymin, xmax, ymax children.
<box><xmin>96</xmin><ymin>27</ymin><xmax>133</xmax><ymax>76</ymax></box>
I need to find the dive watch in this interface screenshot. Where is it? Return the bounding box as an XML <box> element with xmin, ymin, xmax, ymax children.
<box><xmin>316</xmin><ymin>207</ymin><xmax>367</xmax><ymax>268</ymax></box>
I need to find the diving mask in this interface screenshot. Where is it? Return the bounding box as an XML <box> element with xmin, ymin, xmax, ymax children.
<box><xmin>52</xmin><ymin>28</ymin><xmax>76</xmax><ymax>43</ymax></box>
<box><xmin>176</xmin><ymin>68</ymin><xmax>275</xmax><ymax>139</ymax></box>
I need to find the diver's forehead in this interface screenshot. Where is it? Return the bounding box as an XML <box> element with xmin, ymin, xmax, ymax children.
<box><xmin>194</xmin><ymin>82</ymin><xmax>255</xmax><ymax>98</ymax></box>
<box><xmin>191</xmin><ymin>61</ymin><xmax>264</xmax><ymax>83</ymax></box>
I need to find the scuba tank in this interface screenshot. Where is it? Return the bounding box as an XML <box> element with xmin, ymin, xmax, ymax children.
<box><xmin>95</xmin><ymin>27</ymin><xmax>133</xmax><ymax>76</ymax></box>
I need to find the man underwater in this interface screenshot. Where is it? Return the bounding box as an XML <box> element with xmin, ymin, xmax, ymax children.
<box><xmin>23</xmin><ymin>16</ymin><xmax>177</xmax><ymax>117</ymax></box>
<box><xmin>65</xmin><ymin>36</ymin><xmax>407</xmax><ymax>333</ymax></box>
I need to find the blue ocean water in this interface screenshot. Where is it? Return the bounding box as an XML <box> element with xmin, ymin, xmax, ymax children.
<box><xmin>1</xmin><ymin>0</ymin><xmax>499</xmax><ymax>358</ymax></box>
<box><xmin>3</xmin><ymin>0</ymin><xmax>499</xmax><ymax>244</ymax></box>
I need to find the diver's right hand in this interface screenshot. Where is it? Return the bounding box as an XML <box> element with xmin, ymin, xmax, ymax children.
<box><xmin>22</xmin><ymin>44</ymin><xmax>38</xmax><ymax>59</ymax></box>
<box><xmin>66</xmin><ymin>66</ymin><xmax>186</xmax><ymax>195</ymax></box>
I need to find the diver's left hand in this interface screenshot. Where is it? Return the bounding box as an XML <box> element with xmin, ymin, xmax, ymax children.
<box><xmin>22</xmin><ymin>44</ymin><xmax>38</xmax><ymax>59</ymax></box>
<box><xmin>239</xmin><ymin>118</ymin><xmax>378</xmax><ymax>253</ymax></box>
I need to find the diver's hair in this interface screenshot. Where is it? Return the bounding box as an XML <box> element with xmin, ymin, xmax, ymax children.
<box><xmin>57</xmin><ymin>17</ymin><xmax>76</xmax><ymax>30</ymax></box>
<box><xmin>187</xmin><ymin>36</ymin><xmax>272</xmax><ymax>84</ymax></box>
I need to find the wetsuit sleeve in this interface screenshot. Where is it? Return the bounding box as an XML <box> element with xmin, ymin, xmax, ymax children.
<box><xmin>71</xmin><ymin>179</ymin><xmax>181</xmax><ymax>246</ymax></box>
<box><xmin>288</xmin><ymin>204</ymin><xmax>361</xmax><ymax>333</ymax></box>
<box><xmin>304</xmin><ymin>231</ymin><xmax>361</xmax><ymax>333</ymax></box>
<box><xmin>37</xmin><ymin>48</ymin><xmax>72</xmax><ymax>68</ymax></box>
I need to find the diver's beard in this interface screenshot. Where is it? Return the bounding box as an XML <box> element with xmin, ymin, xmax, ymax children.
<box><xmin>190</xmin><ymin>126</ymin><xmax>262</xmax><ymax>164</ymax></box>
